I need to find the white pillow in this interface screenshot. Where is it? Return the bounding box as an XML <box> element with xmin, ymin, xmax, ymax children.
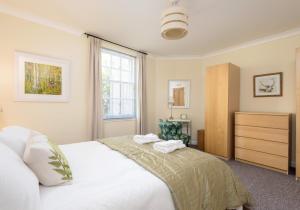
<box><xmin>0</xmin><ymin>126</ymin><xmax>40</xmax><ymax>157</ymax></box>
<box><xmin>2</xmin><ymin>126</ymin><xmax>32</xmax><ymax>137</ymax></box>
<box><xmin>0</xmin><ymin>142</ymin><xmax>40</xmax><ymax>210</ymax></box>
<box><xmin>24</xmin><ymin>134</ymin><xmax>73</xmax><ymax>186</ymax></box>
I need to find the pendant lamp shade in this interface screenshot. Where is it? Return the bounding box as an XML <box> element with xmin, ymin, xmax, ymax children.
<box><xmin>161</xmin><ymin>3</ymin><xmax>188</xmax><ymax>40</ymax></box>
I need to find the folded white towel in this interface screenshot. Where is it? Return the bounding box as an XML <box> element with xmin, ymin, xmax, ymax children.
<box><xmin>133</xmin><ymin>133</ymin><xmax>160</xmax><ymax>144</ymax></box>
<box><xmin>153</xmin><ymin>140</ymin><xmax>186</xmax><ymax>153</ymax></box>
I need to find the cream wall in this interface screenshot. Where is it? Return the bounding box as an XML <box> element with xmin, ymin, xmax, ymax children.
<box><xmin>0</xmin><ymin>13</ymin><xmax>142</xmax><ymax>143</ymax></box>
<box><xmin>2</xmin><ymin>12</ymin><xmax>300</xmax><ymax>162</ymax></box>
<box><xmin>0</xmin><ymin>13</ymin><xmax>89</xmax><ymax>144</ymax></box>
<box><xmin>103</xmin><ymin>119</ymin><xmax>136</xmax><ymax>137</ymax></box>
<box><xmin>150</xmin><ymin>35</ymin><xmax>300</xmax><ymax>164</ymax></box>
<box><xmin>151</xmin><ymin>59</ymin><xmax>203</xmax><ymax>142</ymax></box>
<box><xmin>202</xmin><ymin>36</ymin><xmax>300</xmax><ymax>164</ymax></box>
<box><xmin>200</xmin><ymin>37</ymin><xmax>298</xmax><ymax>113</ymax></box>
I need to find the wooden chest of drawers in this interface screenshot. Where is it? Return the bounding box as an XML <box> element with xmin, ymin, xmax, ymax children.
<box><xmin>235</xmin><ymin>112</ymin><xmax>291</xmax><ymax>174</ymax></box>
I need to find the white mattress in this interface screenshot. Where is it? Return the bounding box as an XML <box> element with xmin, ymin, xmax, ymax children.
<box><xmin>39</xmin><ymin>141</ymin><xmax>175</xmax><ymax>210</ymax></box>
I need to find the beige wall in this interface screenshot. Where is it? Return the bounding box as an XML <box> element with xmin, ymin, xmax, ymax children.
<box><xmin>1</xmin><ymin>12</ymin><xmax>300</xmax><ymax>164</ymax></box>
<box><xmin>0</xmin><ymin>13</ymin><xmax>89</xmax><ymax>144</ymax></box>
<box><xmin>202</xmin><ymin>36</ymin><xmax>300</xmax><ymax>165</ymax></box>
<box><xmin>0</xmin><ymin>13</ymin><xmax>141</xmax><ymax>143</ymax></box>
<box><xmin>200</xmin><ymin>37</ymin><xmax>298</xmax><ymax>113</ymax></box>
<box><xmin>103</xmin><ymin>119</ymin><xmax>136</xmax><ymax>137</ymax></box>
<box><xmin>150</xmin><ymin>59</ymin><xmax>203</xmax><ymax>141</ymax></box>
<box><xmin>150</xmin><ymin>35</ymin><xmax>300</xmax><ymax>164</ymax></box>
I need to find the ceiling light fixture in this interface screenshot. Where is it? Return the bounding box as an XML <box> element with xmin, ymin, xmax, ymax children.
<box><xmin>161</xmin><ymin>0</ymin><xmax>189</xmax><ymax>40</ymax></box>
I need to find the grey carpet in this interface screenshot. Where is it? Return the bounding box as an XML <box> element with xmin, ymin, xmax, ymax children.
<box><xmin>226</xmin><ymin>160</ymin><xmax>300</xmax><ymax>210</ymax></box>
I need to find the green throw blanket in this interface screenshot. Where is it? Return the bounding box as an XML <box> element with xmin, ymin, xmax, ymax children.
<box><xmin>99</xmin><ymin>136</ymin><xmax>250</xmax><ymax>210</ymax></box>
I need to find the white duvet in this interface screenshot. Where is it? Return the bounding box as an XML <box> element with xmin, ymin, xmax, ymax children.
<box><xmin>39</xmin><ymin>141</ymin><xmax>175</xmax><ymax>210</ymax></box>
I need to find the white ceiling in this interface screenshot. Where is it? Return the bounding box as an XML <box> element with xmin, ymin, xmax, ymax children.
<box><xmin>1</xmin><ymin>0</ymin><xmax>300</xmax><ymax>56</ymax></box>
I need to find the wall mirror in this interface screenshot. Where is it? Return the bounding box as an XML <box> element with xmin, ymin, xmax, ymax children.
<box><xmin>168</xmin><ymin>80</ymin><xmax>190</xmax><ymax>109</ymax></box>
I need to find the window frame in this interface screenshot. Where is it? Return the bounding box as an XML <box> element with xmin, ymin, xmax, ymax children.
<box><xmin>101</xmin><ymin>48</ymin><xmax>137</xmax><ymax>120</ymax></box>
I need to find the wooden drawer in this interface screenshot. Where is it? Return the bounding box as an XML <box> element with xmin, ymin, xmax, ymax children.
<box><xmin>235</xmin><ymin>148</ymin><xmax>288</xmax><ymax>171</ymax></box>
<box><xmin>235</xmin><ymin>136</ymin><xmax>288</xmax><ymax>157</ymax></box>
<box><xmin>235</xmin><ymin>125</ymin><xmax>289</xmax><ymax>143</ymax></box>
<box><xmin>235</xmin><ymin>113</ymin><xmax>289</xmax><ymax>129</ymax></box>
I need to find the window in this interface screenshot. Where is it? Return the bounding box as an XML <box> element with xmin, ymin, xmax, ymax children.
<box><xmin>101</xmin><ymin>48</ymin><xmax>136</xmax><ymax>119</ymax></box>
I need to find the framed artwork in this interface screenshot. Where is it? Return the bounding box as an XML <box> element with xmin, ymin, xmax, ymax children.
<box><xmin>168</xmin><ymin>80</ymin><xmax>190</xmax><ymax>109</ymax></box>
<box><xmin>15</xmin><ymin>52</ymin><xmax>70</xmax><ymax>102</ymax></box>
<box><xmin>253</xmin><ymin>72</ymin><xmax>282</xmax><ymax>97</ymax></box>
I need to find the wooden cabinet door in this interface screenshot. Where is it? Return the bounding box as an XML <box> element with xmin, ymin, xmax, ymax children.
<box><xmin>205</xmin><ymin>64</ymin><xmax>229</xmax><ymax>157</ymax></box>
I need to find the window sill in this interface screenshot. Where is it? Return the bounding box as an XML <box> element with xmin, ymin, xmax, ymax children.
<box><xmin>103</xmin><ymin>118</ymin><xmax>136</xmax><ymax>122</ymax></box>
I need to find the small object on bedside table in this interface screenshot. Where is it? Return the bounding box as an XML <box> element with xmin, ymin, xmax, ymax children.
<box><xmin>168</xmin><ymin>99</ymin><xmax>174</xmax><ymax>120</ymax></box>
<box><xmin>180</xmin><ymin>113</ymin><xmax>187</xmax><ymax>120</ymax></box>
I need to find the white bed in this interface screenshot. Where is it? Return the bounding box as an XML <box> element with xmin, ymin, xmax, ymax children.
<box><xmin>39</xmin><ymin>141</ymin><xmax>175</xmax><ymax>210</ymax></box>
<box><xmin>0</xmin><ymin>125</ymin><xmax>244</xmax><ymax>210</ymax></box>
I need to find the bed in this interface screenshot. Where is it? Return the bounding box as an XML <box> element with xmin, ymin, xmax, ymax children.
<box><xmin>40</xmin><ymin>141</ymin><xmax>175</xmax><ymax>210</ymax></box>
<box><xmin>0</xmin><ymin>127</ymin><xmax>249</xmax><ymax>210</ymax></box>
<box><xmin>40</xmin><ymin>137</ymin><xmax>249</xmax><ymax>210</ymax></box>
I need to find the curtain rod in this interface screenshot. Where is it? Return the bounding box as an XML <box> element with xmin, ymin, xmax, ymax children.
<box><xmin>84</xmin><ymin>33</ymin><xmax>148</xmax><ymax>55</ymax></box>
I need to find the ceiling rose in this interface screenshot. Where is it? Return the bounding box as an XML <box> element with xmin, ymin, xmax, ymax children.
<box><xmin>161</xmin><ymin>0</ymin><xmax>189</xmax><ymax>40</ymax></box>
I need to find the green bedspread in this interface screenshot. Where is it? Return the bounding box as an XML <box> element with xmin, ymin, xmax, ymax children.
<box><xmin>99</xmin><ymin>136</ymin><xmax>250</xmax><ymax>210</ymax></box>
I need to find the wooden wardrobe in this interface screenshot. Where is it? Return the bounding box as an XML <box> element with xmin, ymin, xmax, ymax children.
<box><xmin>296</xmin><ymin>48</ymin><xmax>300</xmax><ymax>180</ymax></box>
<box><xmin>205</xmin><ymin>63</ymin><xmax>240</xmax><ymax>159</ymax></box>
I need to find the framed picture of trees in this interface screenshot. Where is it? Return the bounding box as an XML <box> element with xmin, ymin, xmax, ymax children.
<box><xmin>15</xmin><ymin>52</ymin><xmax>70</xmax><ymax>102</ymax></box>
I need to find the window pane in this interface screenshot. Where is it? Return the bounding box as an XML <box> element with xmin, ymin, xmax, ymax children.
<box><xmin>121</xmin><ymin>70</ymin><xmax>133</xmax><ymax>83</ymax></box>
<box><xmin>111</xmin><ymin>82</ymin><xmax>120</xmax><ymax>98</ymax></box>
<box><xmin>101</xmin><ymin>48</ymin><xmax>136</xmax><ymax>119</ymax></box>
<box><xmin>103</xmin><ymin>98</ymin><xmax>110</xmax><ymax>115</ymax></box>
<box><xmin>111</xmin><ymin>69</ymin><xmax>120</xmax><ymax>81</ymax></box>
<box><xmin>121</xmin><ymin>58</ymin><xmax>130</xmax><ymax>71</ymax></box>
<box><xmin>112</xmin><ymin>99</ymin><xmax>120</xmax><ymax>116</ymax></box>
<box><xmin>102</xmin><ymin>66</ymin><xmax>111</xmax><ymax>81</ymax></box>
<box><xmin>102</xmin><ymin>81</ymin><xmax>110</xmax><ymax>98</ymax></box>
<box><xmin>121</xmin><ymin>83</ymin><xmax>134</xmax><ymax>99</ymax></box>
<box><xmin>112</xmin><ymin>55</ymin><xmax>120</xmax><ymax>69</ymax></box>
<box><xmin>102</xmin><ymin>53</ymin><xmax>111</xmax><ymax>67</ymax></box>
<box><xmin>121</xmin><ymin>99</ymin><xmax>134</xmax><ymax>116</ymax></box>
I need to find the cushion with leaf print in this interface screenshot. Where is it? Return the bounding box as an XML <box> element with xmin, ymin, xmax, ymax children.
<box><xmin>23</xmin><ymin>134</ymin><xmax>72</xmax><ymax>186</ymax></box>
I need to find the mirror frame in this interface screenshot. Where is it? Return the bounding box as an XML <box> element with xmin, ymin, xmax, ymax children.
<box><xmin>168</xmin><ymin>80</ymin><xmax>190</xmax><ymax>109</ymax></box>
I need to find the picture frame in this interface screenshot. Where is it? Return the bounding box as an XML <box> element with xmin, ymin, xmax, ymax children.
<box><xmin>15</xmin><ymin>51</ymin><xmax>70</xmax><ymax>102</ymax></box>
<box><xmin>253</xmin><ymin>72</ymin><xmax>282</xmax><ymax>97</ymax></box>
<box><xmin>168</xmin><ymin>80</ymin><xmax>190</xmax><ymax>109</ymax></box>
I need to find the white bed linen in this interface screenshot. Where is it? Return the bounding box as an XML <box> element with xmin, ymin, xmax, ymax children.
<box><xmin>39</xmin><ymin>141</ymin><xmax>175</xmax><ymax>210</ymax></box>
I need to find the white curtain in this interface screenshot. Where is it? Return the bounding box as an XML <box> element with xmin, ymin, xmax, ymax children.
<box><xmin>136</xmin><ymin>53</ymin><xmax>147</xmax><ymax>134</ymax></box>
<box><xmin>88</xmin><ymin>37</ymin><xmax>103</xmax><ymax>140</ymax></box>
